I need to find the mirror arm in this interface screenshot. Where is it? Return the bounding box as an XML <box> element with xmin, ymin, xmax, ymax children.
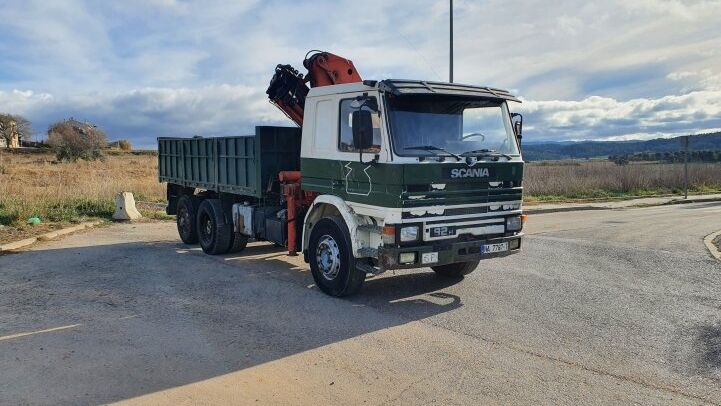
<box><xmin>359</xmin><ymin>150</ymin><xmax>379</xmax><ymax>165</ymax></box>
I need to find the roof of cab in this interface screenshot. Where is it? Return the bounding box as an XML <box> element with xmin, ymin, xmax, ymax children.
<box><xmin>307</xmin><ymin>79</ymin><xmax>520</xmax><ymax>103</ymax></box>
<box><xmin>377</xmin><ymin>79</ymin><xmax>520</xmax><ymax>102</ymax></box>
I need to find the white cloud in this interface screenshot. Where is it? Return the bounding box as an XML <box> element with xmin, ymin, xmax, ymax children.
<box><xmin>0</xmin><ymin>85</ymin><xmax>287</xmax><ymax>147</ymax></box>
<box><xmin>520</xmin><ymin>88</ymin><xmax>721</xmax><ymax>140</ymax></box>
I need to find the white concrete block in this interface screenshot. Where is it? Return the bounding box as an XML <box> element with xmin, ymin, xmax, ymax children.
<box><xmin>112</xmin><ymin>192</ymin><xmax>142</xmax><ymax>221</ymax></box>
<box><xmin>0</xmin><ymin>237</ymin><xmax>37</xmax><ymax>252</ymax></box>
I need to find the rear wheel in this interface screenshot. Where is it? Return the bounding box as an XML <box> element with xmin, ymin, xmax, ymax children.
<box><xmin>431</xmin><ymin>260</ymin><xmax>479</xmax><ymax>277</ymax></box>
<box><xmin>309</xmin><ymin>216</ymin><xmax>365</xmax><ymax>297</ymax></box>
<box><xmin>176</xmin><ymin>195</ymin><xmax>199</xmax><ymax>244</ymax></box>
<box><xmin>197</xmin><ymin>199</ymin><xmax>233</xmax><ymax>255</ymax></box>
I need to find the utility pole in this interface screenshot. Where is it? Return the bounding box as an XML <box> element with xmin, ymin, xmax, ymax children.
<box><xmin>683</xmin><ymin>135</ymin><xmax>690</xmax><ymax>199</ymax></box>
<box><xmin>449</xmin><ymin>0</ymin><xmax>453</xmax><ymax>83</ymax></box>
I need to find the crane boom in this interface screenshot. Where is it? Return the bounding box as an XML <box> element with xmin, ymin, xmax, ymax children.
<box><xmin>266</xmin><ymin>51</ymin><xmax>362</xmax><ymax>126</ymax></box>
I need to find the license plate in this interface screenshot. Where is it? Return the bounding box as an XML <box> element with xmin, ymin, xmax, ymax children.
<box><xmin>421</xmin><ymin>252</ymin><xmax>439</xmax><ymax>264</ymax></box>
<box><xmin>482</xmin><ymin>242</ymin><xmax>508</xmax><ymax>254</ymax></box>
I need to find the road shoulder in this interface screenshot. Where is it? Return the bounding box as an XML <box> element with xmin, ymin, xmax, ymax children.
<box><xmin>703</xmin><ymin>230</ymin><xmax>721</xmax><ymax>261</ymax></box>
<box><xmin>524</xmin><ymin>193</ymin><xmax>721</xmax><ymax>214</ymax></box>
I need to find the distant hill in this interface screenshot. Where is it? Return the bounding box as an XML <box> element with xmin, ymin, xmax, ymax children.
<box><xmin>522</xmin><ymin>132</ymin><xmax>721</xmax><ymax>161</ymax></box>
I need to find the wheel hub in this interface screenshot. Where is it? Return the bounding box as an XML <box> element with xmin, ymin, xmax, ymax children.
<box><xmin>316</xmin><ymin>235</ymin><xmax>341</xmax><ymax>280</ymax></box>
<box><xmin>178</xmin><ymin>207</ymin><xmax>189</xmax><ymax>229</ymax></box>
<box><xmin>199</xmin><ymin>213</ymin><xmax>212</xmax><ymax>241</ymax></box>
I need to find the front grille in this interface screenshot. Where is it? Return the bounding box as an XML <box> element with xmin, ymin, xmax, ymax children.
<box><xmin>403</xmin><ymin>206</ymin><xmax>487</xmax><ymax>219</ymax></box>
<box><xmin>399</xmin><ymin>182</ymin><xmax>523</xmax><ymax>241</ymax></box>
<box><xmin>401</xmin><ymin>184</ymin><xmax>523</xmax><ymax>208</ymax></box>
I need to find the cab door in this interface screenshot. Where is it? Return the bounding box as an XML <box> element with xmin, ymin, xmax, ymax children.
<box><xmin>337</xmin><ymin>96</ymin><xmax>383</xmax><ymax>197</ymax></box>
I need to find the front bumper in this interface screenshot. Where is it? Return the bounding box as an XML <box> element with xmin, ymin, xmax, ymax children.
<box><xmin>378</xmin><ymin>234</ymin><xmax>522</xmax><ymax>271</ymax></box>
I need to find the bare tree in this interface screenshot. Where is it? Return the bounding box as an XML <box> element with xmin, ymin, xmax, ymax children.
<box><xmin>0</xmin><ymin>113</ymin><xmax>32</xmax><ymax>148</ymax></box>
<box><xmin>47</xmin><ymin>119</ymin><xmax>108</xmax><ymax>161</ymax></box>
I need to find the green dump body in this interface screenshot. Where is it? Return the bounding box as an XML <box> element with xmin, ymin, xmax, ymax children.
<box><xmin>158</xmin><ymin>126</ymin><xmax>302</xmax><ymax>199</ymax></box>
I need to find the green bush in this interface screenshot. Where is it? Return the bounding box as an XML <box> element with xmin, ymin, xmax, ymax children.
<box><xmin>0</xmin><ymin>202</ymin><xmax>21</xmax><ymax>225</ymax></box>
<box><xmin>41</xmin><ymin>198</ymin><xmax>115</xmax><ymax>222</ymax></box>
<box><xmin>0</xmin><ymin>197</ymin><xmax>114</xmax><ymax>225</ymax></box>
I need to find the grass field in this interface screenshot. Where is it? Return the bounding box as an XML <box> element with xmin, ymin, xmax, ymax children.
<box><xmin>1</xmin><ymin>150</ymin><xmax>720</xmax><ymax>242</ymax></box>
<box><xmin>0</xmin><ymin>150</ymin><xmax>166</xmax><ymax>242</ymax></box>
<box><xmin>524</xmin><ymin>160</ymin><xmax>721</xmax><ymax>201</ymax></box>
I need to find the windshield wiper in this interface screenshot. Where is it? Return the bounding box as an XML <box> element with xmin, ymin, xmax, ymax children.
<box><xmin>460</xmin><ymin>149</ymin><xmax>512</xmax><ymax>160</ymax></box>
<box><xmin>404</xmin><ymin>145</ymin><xmax>463</xmax><ymax>161</ymax></box>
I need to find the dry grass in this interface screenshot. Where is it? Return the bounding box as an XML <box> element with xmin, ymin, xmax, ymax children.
<box><xmin>525</xmin><ymin>160</ymin><xmax>721</xmax><ymax>200</ymax></box>
<box><xmin>0</xmin><ymin>150</ymin><xmax>164</xmax><ymax>229</ymax></box>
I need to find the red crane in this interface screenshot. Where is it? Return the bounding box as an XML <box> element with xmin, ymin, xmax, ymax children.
<box><xmin>266</xmin><ymin>50</ymin><xmax>362</xmax><ymax>126</ymax></box>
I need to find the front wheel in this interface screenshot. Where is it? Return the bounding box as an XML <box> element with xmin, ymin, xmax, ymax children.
<box><xmin>309</xmin><ymin>216</ymin><xmax>365</xmax><ymax>297</ymax></box>
<box><xmin>432</xmin><ymin>260</ymin><xmax>480</xmax><ymax>277</ymax></box>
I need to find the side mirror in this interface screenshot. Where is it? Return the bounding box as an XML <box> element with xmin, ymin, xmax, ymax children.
<box><xmin>352</xmin><ymin>110</ymin><xmax>374</xmax><ymax>150</ymax></box>
<box><xmin>514</xmin><ymin>121</ymin><xmax>522</xmax><ymax>137</ymax></box>
<box><xmin>511</xmin><ymin>113</ymin><xmax>523</xmax><ymax>145</ymax></box>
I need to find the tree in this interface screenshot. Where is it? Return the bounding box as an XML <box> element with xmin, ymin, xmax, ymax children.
<box><xmin>0</xmin><ymin>113</ymin><xmax>32</xmax><ymax>148</ymax></box>
<box><xmin>608</xmin><ymin>155</ymin><xmax>629</xmax><ymax>166</ymax></box>
<box><xmin>613</xmin><ymin>155</ymin><xmax>629</xmax><ymax>166</ymax></box>
<box><xmin>47</xmin><ymin>119</ymin><xmax>108</xmax><ymax>161</ymax></box>
<box><xmin>118</xmin><ymin>139</ymin><xmax>132</xmax><ymax>151</ymax></box>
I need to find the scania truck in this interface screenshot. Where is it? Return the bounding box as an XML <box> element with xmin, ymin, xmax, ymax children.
<box><xmin>159</xmin><ymin>51</ymin><xmax>526</xmax><ymax>296</ymax></box>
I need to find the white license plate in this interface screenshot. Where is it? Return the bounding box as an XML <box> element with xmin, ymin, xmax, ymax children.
<box><xmin>482</xmin><ymin>242</ymin><xmax>508</xmax><ymax>254</ymax></box>
<box><xmin>421</xmin><ymin>252</ymin><xmax>439</xmax><ymax>264</ymax></box>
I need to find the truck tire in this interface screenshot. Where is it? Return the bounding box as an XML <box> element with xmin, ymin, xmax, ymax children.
<box><xmin>431</xmin><ymin>260</ymin><xmax>480</xmax><ymax>277</ymax></box>
<box><xmin>196</xmin><ymin>199</ymin><xmax>233</xmax><ymax>255</ymax></box>
<box><xmin>309</xmin><ymin>216</ymin><xmax>365</xmax><ymax>297</ymax></box>
<box><xmin>176</xmin><ymin>195</ymin><xmax>199</xmax><ymax>244</ymax></box>
<box><xmin>228</xmin><ymin>232</ymin><xmax>249</xmax><ymax>253</ymax></box>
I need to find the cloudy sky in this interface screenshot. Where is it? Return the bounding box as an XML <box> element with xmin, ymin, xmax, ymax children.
<box><xmin>1</xmin><ymin>0</ymin><xmax>720</xmax><ymax>147</ymax></box>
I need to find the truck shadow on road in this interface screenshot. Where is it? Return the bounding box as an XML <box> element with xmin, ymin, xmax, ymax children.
<box><xmin>219</xmin><ymin>240</ymin><xmax>464</xmax><ymax>316</ymax></box>
<box><xmin>0</xmin><ymin>239</ymin><xmax>464</xmax><ymax>404</ymax></box>
<box><xmin>696</xmin><ymin>323</ymin><xmax>721</xmax><ymax>375</ymax></box>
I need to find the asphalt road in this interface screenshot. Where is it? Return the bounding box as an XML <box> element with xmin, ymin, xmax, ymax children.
<box><xmin>1</xmin><ymin>202</ymin><xmax>720</xmax><ymax>405</ymax></box>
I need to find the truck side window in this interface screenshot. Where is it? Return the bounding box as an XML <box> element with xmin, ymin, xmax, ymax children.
<box><xmin>338</xmin><ymin>98</ymin><xmax>381</xmax><ymax>153</ymax></box>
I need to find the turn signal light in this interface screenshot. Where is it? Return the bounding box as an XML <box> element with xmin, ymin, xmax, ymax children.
<box><xmin>382</xmin><ymin>225</ymin><xmax>396</xmax><ymax>244</ymax></box>
<box><xmin>521</xmin><ymin>214</ymin><xmax>528</xmax><ymax>225</ymax></box>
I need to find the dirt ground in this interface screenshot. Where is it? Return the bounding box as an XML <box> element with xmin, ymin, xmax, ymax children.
<box><xmin>2</xmin><ymin>202</ymin><xmax>720</xmax><ymax>405</ymax></box>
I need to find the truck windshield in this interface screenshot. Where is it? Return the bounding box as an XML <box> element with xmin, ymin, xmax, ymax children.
<box><xmin>386</xmin><ymin>95</ymin><xmax>519</xmax><ymax>158</ymax></box>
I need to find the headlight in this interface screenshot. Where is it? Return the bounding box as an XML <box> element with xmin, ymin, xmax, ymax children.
<box><xmin>400</xmin><ymin>226</ymin><xmax>419</xmax><ymax>242</ymax></box>
<box><xmin>399</xmin><ymin>252</ymin><xmax>416</xmax><ymax>264</ymax></box>
<box><xmin>506</xmin><ymin>216</ymin><xmax>522</xmax><ymax>231</ymax></box>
